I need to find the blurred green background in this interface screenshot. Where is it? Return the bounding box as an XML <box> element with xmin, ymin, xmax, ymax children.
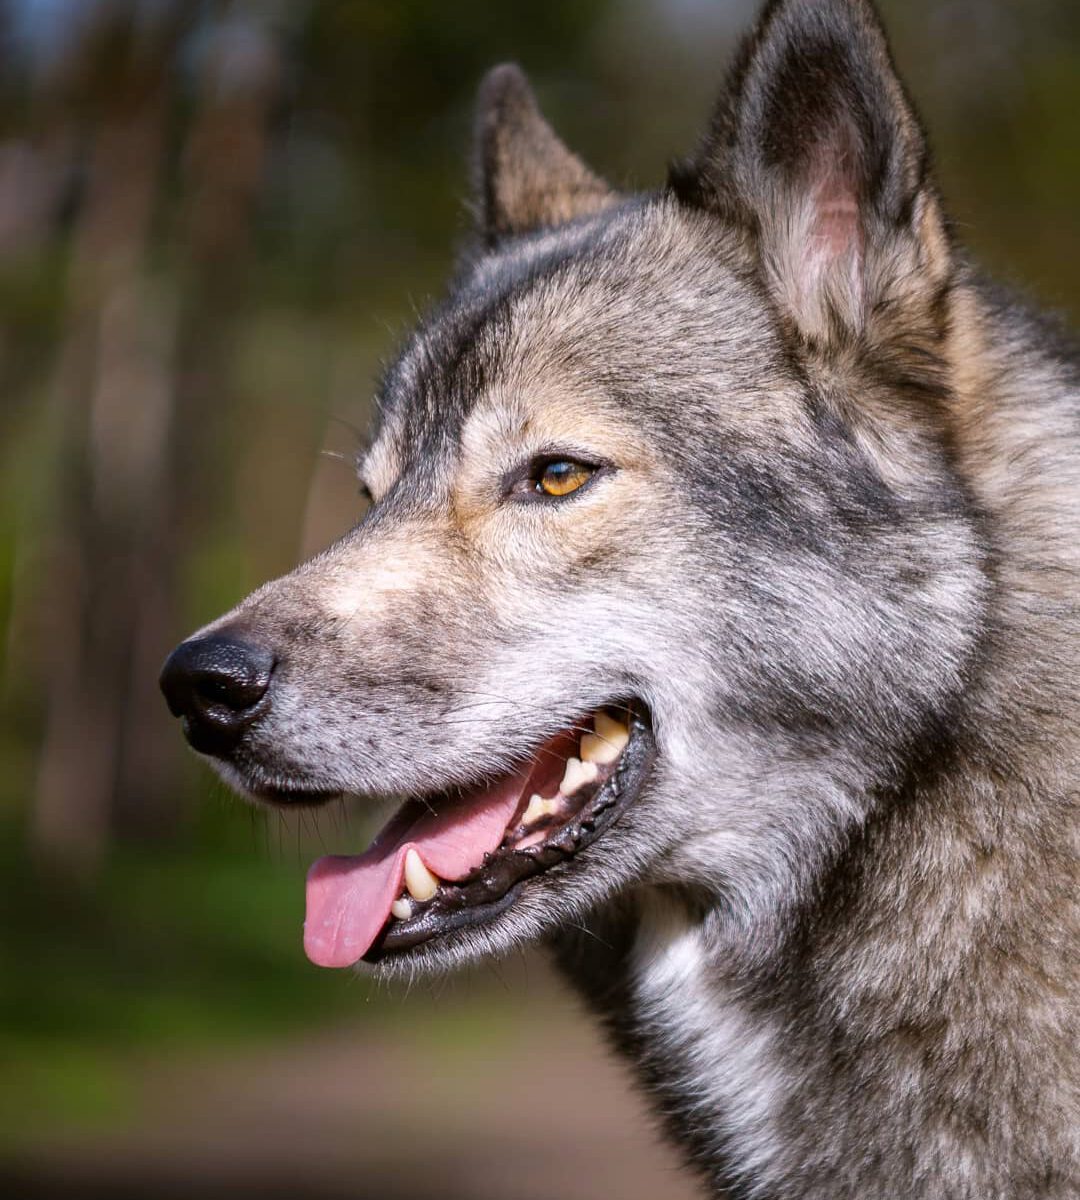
<box><xmin>1</xmin><ymin>1</ymin><xmax>1077</xmax><ymax>1196</ymax></box>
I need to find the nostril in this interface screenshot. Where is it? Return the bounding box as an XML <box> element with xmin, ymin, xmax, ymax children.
<box><xmin>186</xmin><ymin>639</ymin><xmax>274</xmax><ymax>713</ymax></box>
<box><xmin>159</xmin><ymin>634</ymin><xmax>275</xmax><ymax>756</ymax></box>
<box><xmin>195</xmin><ymin>671</ymin><xmax>266</xmax><ymax>710</ymax></box>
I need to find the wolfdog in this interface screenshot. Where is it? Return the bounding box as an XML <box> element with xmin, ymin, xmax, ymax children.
<box><xmin>160</xmin><ymin>0</ymin><xmax>1080</xmax><ymax>1194</ymax></box>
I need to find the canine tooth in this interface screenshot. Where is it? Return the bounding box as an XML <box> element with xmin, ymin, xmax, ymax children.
<box><xmin>581</xmin><ymin>712</ymin><xmax>630</xmax><ymax>764</ymax></box>
<box><xmin>522</xmin><ymin>793</ymin><xmax>558</xmax><ymax>826</ymax></box>
<box><xmin>595</xmin><ymin>711</ymin><xmax>631</xmax><ymax>745</ymax></box>
<box><xmin>522</xmin><ymin>794</ymin><xmax>546</xmax><ymax>825</ymax></box>
<box><xmin>403</xmin><ymin>848</ymin><xmax>440</xmax><ymax>902</ymax></box>
<box><xmin>560</xmin><ymin>756</ymin><xmax>599</xmax><ymax>796</ymax></box>
<box><xmin>580</xmin><ymin>733</ymin><xmax>615</xmax><ymax>764</ymax></box>
<box><xmin>391</xmin><ymin>897</ymin><xmax>414</xmax><ymax>921</ymax></box>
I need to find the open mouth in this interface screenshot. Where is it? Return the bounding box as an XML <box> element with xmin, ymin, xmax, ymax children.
<box><xmin>303</xmin><ymin>703</ymin><xmax>655</xmax><ymax>968</ymax></box>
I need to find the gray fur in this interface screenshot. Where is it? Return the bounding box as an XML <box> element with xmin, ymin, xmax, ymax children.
<box><xmin>168</xmin><ymin>1</ymin><xmax>1080</xmax><ymax>1195</ymax></box>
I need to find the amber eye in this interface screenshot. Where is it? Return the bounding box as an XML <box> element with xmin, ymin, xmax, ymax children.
<box><xmin>536</xmin><ymin>460</ymin><xmax>594</xmax><ymax>497</ymax></box>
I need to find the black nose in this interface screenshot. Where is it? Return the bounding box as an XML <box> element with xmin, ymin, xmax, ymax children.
<box><xmin>159</xmin><ymin>634</ymin><xmax>275</xmax><ymax>757</ymax></box>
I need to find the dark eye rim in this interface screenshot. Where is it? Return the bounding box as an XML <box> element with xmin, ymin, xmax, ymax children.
<box><xmin>503</xmin><ymin>453</ymin><xmax>613</xmax><ymax>504</ymax></box>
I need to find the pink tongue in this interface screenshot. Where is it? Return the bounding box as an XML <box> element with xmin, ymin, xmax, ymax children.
<box><xmin>304</xmin><ymin>770</ymin><xmax>531</xmax><ymax>968</ymax></box>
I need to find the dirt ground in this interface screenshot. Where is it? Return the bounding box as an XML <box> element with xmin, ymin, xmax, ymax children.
<box><xmin>4</xmin><ymin>959</ymin><xmax>704</xmax><ymax>1200</ymax></box>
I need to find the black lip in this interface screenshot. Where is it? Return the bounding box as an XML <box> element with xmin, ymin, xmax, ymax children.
<box><xmin>364</xmin><ymin>705</ymin><xmax>656</xmax><ymax>962</ymax></box>
<box><xmin>251</xmin><ymin>785</ymin><xmax>343</xmax><ymax>807</ymax></box>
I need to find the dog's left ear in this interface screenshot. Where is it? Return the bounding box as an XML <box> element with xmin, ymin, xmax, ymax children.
<box><xmin>473</xmin><ymin>64</ymin><xmax>616</xmax><ymax>246</ymax></box>
<box><xmin>674</xmin><ymin>0</ymin><xmax>950</xmax><ymax>342</ymax></box>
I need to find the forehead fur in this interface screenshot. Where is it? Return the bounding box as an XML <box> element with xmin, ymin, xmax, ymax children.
<box><xmin>366</xmin><ymin>194</ymin><xmax>800</xmax><ymax>489</ymax></box>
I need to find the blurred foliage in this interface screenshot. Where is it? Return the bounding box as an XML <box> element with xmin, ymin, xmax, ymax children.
<box><xmin>0</xmin><ymin>0</ymin><xmax>1077</xmax><ymax>1164</ymax></box>
<box><xmin>0</xmin><ymin>846</ymin><xmax>353</xmax><ymax>1141</ymax></box>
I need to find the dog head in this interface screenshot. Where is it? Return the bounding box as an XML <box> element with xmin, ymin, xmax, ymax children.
<box><xmin>161</xmin><ymin>0</ymin><xmax>986</xmax><ymax>975</ymax></box>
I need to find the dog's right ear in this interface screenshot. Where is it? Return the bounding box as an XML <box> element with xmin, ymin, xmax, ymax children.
<box><xmin>672</xmin><ymin>0</ymin><xmax>950</xmax><ymax>345</ymax></box>
<box><xmin>473</xmin><ymin>64</ymin><xmax>616</xmax><ymax>246</ymax></box>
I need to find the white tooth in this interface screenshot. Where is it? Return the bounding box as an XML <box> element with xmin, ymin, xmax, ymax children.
<box><xmin>403</xmin><ymin>848</ymin><xmax>440</xmax><ymax>902</ymax></box>
<box><xmin>522</xmin><ymin>794</ymin><xmax>547</xmax><ymax>826</ymax></box>
<box><xmin>391</xmin><ymin>897</ymin><xmax>414</xmax><ymax>921</ymax></box>
<box><xmin>522</xmin><ymin>793</ymin><xmax>558</xmax><ymax>826</ymax></box>
<box><xmin>595</xmin><ymin>711</ymin><xmax>630</xmax><ymax>746</ymax></box>
<box><xmin>580</xmin><ymin>733</ymin><xmax>617</xmax><ymax>764</ymax></box>
<box><xmin>581</xmin><ymin>712</ymin><xmax>630</xmax><ymax>764</ymax></box>
<box><xmin>560</xmin><ymin>756</ymin><xmax>598</xmax><ymax>796</ymax></box>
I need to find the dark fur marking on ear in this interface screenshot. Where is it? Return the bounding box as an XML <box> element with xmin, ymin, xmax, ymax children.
<box><xmin>760</xmin><ymin>33</ymin><xmax>882</xmax><ymax>194</ymax></box>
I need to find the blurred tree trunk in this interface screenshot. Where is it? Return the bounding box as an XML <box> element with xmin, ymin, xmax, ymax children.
<box><xmin>30</xmin><ymin>4</ymin><xmax>280</xmax><ymax>874</ymax></box>
<box><xmin>114</xmin><ymin>12</ymin><xmax>280</xmax><ymax>836</ymax></box>
<box><xmin>30</xmin><ymin>5</ymin><xmax>187</xmax><ymax>875</ymax></box>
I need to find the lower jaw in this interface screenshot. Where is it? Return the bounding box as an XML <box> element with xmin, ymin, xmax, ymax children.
<box><xmin>366</xmin><ymin>705</ymin><xmax>656</xmax><ymax>962</ymax></box>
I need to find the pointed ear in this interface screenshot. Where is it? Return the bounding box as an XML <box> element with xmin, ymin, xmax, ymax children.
<box><xmin>674</xmin><ymin>0</ymin><xmax>950</xmax><ymax>341</ymax></box>
<box><xmin>473</xmin><ymin>64</ymin><xmax>616</xmax><ymax>245</ymax></box>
